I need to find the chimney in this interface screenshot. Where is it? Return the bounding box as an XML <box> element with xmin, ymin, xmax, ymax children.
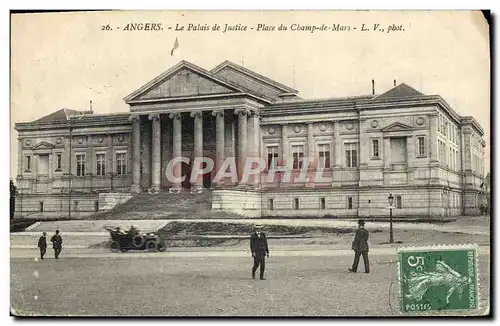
<box><xmin>89</xmin><ymin>100</ymin><xmax>93</xmax><ymax>114</ymax></box>
<box><xmin>371</xmin><ymin>79</ymin><xmax>375</xmax><ymax>95</ymax></box>
<box><xmin>394</xmin><ymin>79</ymin><xmax>397</xmax><ymax>87</ymax></box>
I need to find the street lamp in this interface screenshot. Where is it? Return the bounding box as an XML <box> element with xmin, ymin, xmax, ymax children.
<box><xmin>388</xmin><ymin>193</ymin><xmax>394</xmax><ymax>244</ymax></box>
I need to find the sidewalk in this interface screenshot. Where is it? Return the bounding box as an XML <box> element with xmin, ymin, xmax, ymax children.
<box><xmin>10</xmin><ymin>245</ymin><xmax>490</xmax><ymax>259</ymax></box>
<box><xmin>23</xmin><ymin>217</ymin><xmax>489</xmax><ymax>235</ymax></box>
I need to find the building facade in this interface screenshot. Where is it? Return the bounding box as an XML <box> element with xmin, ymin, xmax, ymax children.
<box><xmin>14</xmin><ymin>60</ymin><xmax>487</xmax><ymax>218</ymax></box>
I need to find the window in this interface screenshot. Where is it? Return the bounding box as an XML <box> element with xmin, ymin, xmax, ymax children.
<box><xmin>417</xmin><ymin>137</ymin><xmax>425</xmax><ymax>156</ymax></box>
<box><xmin>74</xmin><ymin>201</ymin><xmax>79</xmax><ymax>212</ymax></box>
<box><xmin>116</xmin><ymin>152</ymin><xmax>127</xmax><ymax>175</ymax></box>
<box><xmin>318</xmin><ymin>144</ymin><xmax>331</xmax><ymax>168</ymax></box>
<box><xmin>294</xmin><ymin>198</ymin><xmax>300</xmax><ymax>210</ymax></box>
<box><xmin>396</xmin><ymin>196</ymin><xmax>402</xmax><ymax>209</ymax></box>
<box><xmin>292</xmin><ymin>145</ymin><xmax>304</xmax><ymax>170</ymax></box>
<box><xmin>371</xmin><ymin>139</ymin><xmax>380</xmax><ymax>158</ymax></box>
<box><xmin>39</xmin><ymin>201</ymin><xmax>44</xmax><ymax>212</ymax></box>
<box><xmin>267</xmin><ymin>146</ymin><xmax>279</xmax><ymax>169</ymax></box>
<box><xmin>345</xmin><ymin>143</ymin><xmax>358</xmax><ymax>168</ymax></box>
<box><xmin>96</xmin><ymin>154</ymin><xmax>106</xmax><ymax>176</ymax></box>
<box><xmin>25</xmin><ymin>155</ymin><xmax>31</xmax><ymax>171</ymax></box>
<box><xmin>55</xmin><ymin>154</ymin><xmax>62</xmax><ymax>171</ymax></box>
<box><xmin>347</xmin><ymin>197</ymin><xmax>353</xmax><ymax>209</ymax></box>
<box><xmin>94</xmin><ymin>201</ymin><xmax>99</xmax><ymax>212</ymax></box>
<box><xmin>268</xmin><ymin>198</ymin><xmax>274</xmax><ymax>210</ymax></box>
<box><xmin>320</xmin><ymin>197</ymin><xmax>326</xmax><ymax>210</ymax></box>
<box><xmin>76</xmin><ymin>154</ymin><xmax>86</xmax><ymax>176</ymax></box>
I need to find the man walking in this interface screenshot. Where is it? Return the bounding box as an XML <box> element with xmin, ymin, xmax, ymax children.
<box><xmin>37</xmin><ymin>232</ymin><xmax>47</xmax><ymax>259</ymax></box>
<box><xmin>50</xmin><ymin>230</ymin><xmax>63</xmax><ymax>259</ymax></box>
<box><xmin>250</xmin><ymin>224</ymin><xmax>269</xmax><ymax>280</ymax></box>
<box><xmin>349</xmin><ymin>219</ymin><xmax>370</xmax><ymax>273</ymax></box>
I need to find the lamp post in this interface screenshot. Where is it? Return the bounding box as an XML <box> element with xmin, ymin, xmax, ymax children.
<box><xmin>388</xmin><ymin>193</ymin><xmax>394</xmax><ymax>244</ymax></box>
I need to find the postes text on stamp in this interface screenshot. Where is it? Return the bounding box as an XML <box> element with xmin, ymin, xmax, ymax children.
<box><xmin>397</xmin><ymin>244</ymin><xmax>479</xmax><ymax>313</ymax></box>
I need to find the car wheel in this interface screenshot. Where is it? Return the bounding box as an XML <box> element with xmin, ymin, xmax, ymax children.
<box><xmin>110</xmin><ymin>241</ymin><xmax>120</xmax><ymax>252</ymax></box>
<box><xmin>146</xmin><ymin>240</ymin><xmax>157</xmax><ymax>252</ymax></box>
<box><xmin>133</xmin><ymin>235</ymin><xmax>144</xmax><ymax>248</ymax></box>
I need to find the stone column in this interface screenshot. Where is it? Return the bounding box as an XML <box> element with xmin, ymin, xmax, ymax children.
<box><xmin>281</xmin><ymin>124</ymin><xmax>289</xmax><ymax>164</ymax></box>
<box><xmin>169</xmin><ymin>112</ymin><xmax>182</xmax><ymax>193</ymax></box>
<box><xmin>86</xmin><ymin>136</ymin><xmax>93</xmax><ymax>192</ymax></box>
<box><xmin>190</xmin><ymin>111</ymin><xmax>204</xmax><ymax>192</ymax></box>
<box><xmin>333</xmin><ymin>121</ymin><xmax>342</xmax><ymax>168</ymax></box>
<box><xmin>383</xmin><ymin>138</ymin><xmax>391</xmax><ymax>169</ymax></box>
<box><xmin>247</xmin><ymin>112</ymin><xmax>256</xmax><ymax>185</ymax></box>
<box><xmin>463</xmin><ymin>131</ymin><xmax>472</xmax><ymax>171</ymax></box>
<box><xmin>332</xmin><ymin>121</ymin><xmax>342</xmax><ymax>187</ymax></box>
<box><xmin>130</xmin><ymin>115</ymin><xmax>141</xmax><ymax>193</ymax></box>
<box><xmin>161</xmin><ymin>117</ymin><xmax>172</xmax><ymax>189</ymax></box>
<box><xmin>252</xmin><ymin>112</ymin><xmax>261</xmax><ymax>186</ymax></box>
<box><xmin>429</xmin><ymin>114</ymin><xmax>438</xmax><ymax>163</ymax></box>
<box><xmin>141</xmin><ymin>121</ymin><xmax>151</xmax><ymax>189</ymax></box>
<box><xmin>406</xmin><ymin>135</ymin><xmax>415</xmax><ymax>168</ymax></box>
<box><xmin>307</xmin><ymin>123</ymin><xmax>316</xmax><ymax>167</ymax></box>
<box><xmin>212</xmin><ymin>110</ymin><xmax>225</xmax><ymax>184</ymax></box>
<box><xmin>149</xmin><ymin>113</ymin><xmax>161</xmax><ymax>193</ymax></box>
<box><xmin>17</xmin><ymin>138</ymin><xmax>23</xmax><ymax>177</ymax></box>
<box><xmin>106</xmin><ymin>134</ymin><xmax>114</xmax><ymax>190</ymax></box>
<box><xmin>235</xmin><ymin>109</ymin><xmax>249</xmax><ymax>184</ymax></box>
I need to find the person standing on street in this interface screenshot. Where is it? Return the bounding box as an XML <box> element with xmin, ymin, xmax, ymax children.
<box><xmin>349</xmin><ymin>219</ymin><xmax>370</xmax><ymax>274</ymax></box>
<box><xmin>250</xmin><ymin>224</ymin><xmax>269</xmax><ymax>280</ymax></box>
<box><xmin>37</xmin><ymin>232</ymin><xmax>47</xmax><ymax>260</ymax></box>
<box><xmin>50</xmin><ymin>230</ymin><xmax>63</xmax><ymax>259</ymax></box>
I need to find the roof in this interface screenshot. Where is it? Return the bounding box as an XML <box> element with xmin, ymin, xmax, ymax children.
<box><xmin>211</xmin><ymin>60</ymin><xmax>298</xmax><ymax>94</ymax></box>
<box><xmin>374</xmin><ymin>83</ymin><xmax>424</xmax><ymax>100</ymax></box>
<box><xmin>124</xmin><ymin>60</ymin><xmax>299</xmax><ymax>105</ymax></box>
<box><xmin>32</xmin><ymin>108</ymin><xmax>82</xmax><ymax>124</ymax></box>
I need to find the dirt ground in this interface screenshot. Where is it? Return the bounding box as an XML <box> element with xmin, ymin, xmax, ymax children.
<box><xmin>11</xmin><ymin>254</ymin><xmax>490</xmax><ymax>317</ymax></box>
<box><xmin>88</xmin><ymin>220</ymin><xmax>489</xmax><ymax>250</ymax></box>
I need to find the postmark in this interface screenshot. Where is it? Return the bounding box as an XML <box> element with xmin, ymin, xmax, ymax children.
<box><xmin>397</xmin><ymin>244</ymin><xmax>479</xmax><ymax>314</ymax></box>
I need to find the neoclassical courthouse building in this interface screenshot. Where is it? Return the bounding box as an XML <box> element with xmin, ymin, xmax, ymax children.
<box><xmin>14</xmin><ymin>60</ymin><xmax>486</xmax><ymax>218</ymax></box>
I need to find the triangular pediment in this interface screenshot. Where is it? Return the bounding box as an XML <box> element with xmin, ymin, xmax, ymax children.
<box><xmin>124</xmin><ymin>61</ymin><xmax>244</xmax><ymax>103</ymax></box>
<box><xmin>33</xmin><ymin>140</ymin><xmax>55</xmax><ymax>150</ymax></box>
<box><xmin>381</xmin><ymin>122</ymin><xmax>413</xmax><ymax>132</ymax></box>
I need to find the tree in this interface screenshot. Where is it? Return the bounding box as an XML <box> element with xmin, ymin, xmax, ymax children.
<box><xmin>484</xmin><ymin>172</ymin><xmax>491</xmax><ymax>214</ymax></box>
<box><xmin>10</xmin><ymin>180</ymin><xmax>17</xmax><ymax>219</ymax></box>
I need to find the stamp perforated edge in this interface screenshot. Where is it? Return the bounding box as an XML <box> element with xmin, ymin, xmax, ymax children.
<box><xmin>396</xmin><ymin>243</ymin><xmax>482</xmax><ymax>316</ymax></box>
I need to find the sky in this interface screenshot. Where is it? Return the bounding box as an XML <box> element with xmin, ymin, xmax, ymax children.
<box><xmin>10</xmin><ymin>10</ymin><xmax>490</xmax><ymax>179</ymax></box>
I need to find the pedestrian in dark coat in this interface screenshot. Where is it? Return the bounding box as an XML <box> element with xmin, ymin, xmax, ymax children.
<box><xmin>50</xmin><ymin>230</ymin><xmax>63</xmax><ymax>259</ymax></box>
<box><xmin>37</xmin><ymin>232</ymin><xmax>47</xmax><ymax>259</ymax></box>
<box><xmin>349</xmin><ymin>219</ymin><xmax>370</xmax><ymax>273</ymax></box>
<box><xmin>250</xmin><ymin>225</ymin><xmax>269</xmax><ymax>280</ymax></box>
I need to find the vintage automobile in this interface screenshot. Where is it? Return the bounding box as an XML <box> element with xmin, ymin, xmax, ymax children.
<box><xmin>105</xmin><ymin>226</ymin><xmax>166</xmax><ymax>252</ymax></box>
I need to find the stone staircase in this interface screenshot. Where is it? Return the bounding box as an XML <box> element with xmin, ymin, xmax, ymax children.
<box><xmin>90</xmin><ymin>190</ymin><xmax>241</xmax><ymax>220</ymax></box>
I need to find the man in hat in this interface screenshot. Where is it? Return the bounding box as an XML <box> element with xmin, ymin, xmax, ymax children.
<box><xmin>37</xmin><ymin>232</ymin><xmax>47</xmax><ymax>260</ymax></box>
<box><xmin>349</xmin><ymin>219</ymin><xmax>370</xmax><ymax>273</ymax></box>
<box><xmin>50</xmin><ymin>230</ymin><xmax>63</xmax><ymax>259</ymax></box>
<box><xmin>250</xmin><ymin>224</ymin><xmax>269</xmax><ymax>280</ymax></box>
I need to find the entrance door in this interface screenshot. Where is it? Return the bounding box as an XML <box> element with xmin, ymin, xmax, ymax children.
<box><xmin>181</xmin><ymin>161</ymin><xmax>192</xmax><ymax>190</ymax></box>
<box><xmin>38</xmin><ymin>155</ymin><xmax>49</xmax><ymax>175</ymax></box>
<box><xmin>203</xmin><ymin>172</ymin><xmax>212</xmax><ymax>188</ymax></box>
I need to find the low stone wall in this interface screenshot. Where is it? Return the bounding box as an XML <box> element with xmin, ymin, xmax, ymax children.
<box><xmin>98</xmin><ymin>193</ymin><xmax>133</xmax><ymax>211</ymax></box>
<box><xmin>213</xmin><ymin>187</ymin><xmax>467</xmax><ymax>218</ymax></box>
<box><xmin>212</xmin><ymin>189</ymin><xmax>262</xmax><ymax>218</ymax></box>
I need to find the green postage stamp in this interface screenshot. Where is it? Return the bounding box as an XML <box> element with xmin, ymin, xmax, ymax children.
<box><xmin>397</xmin><ymin>244</ymin><xmax>479</xmax><ymax>314</ymax></box>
